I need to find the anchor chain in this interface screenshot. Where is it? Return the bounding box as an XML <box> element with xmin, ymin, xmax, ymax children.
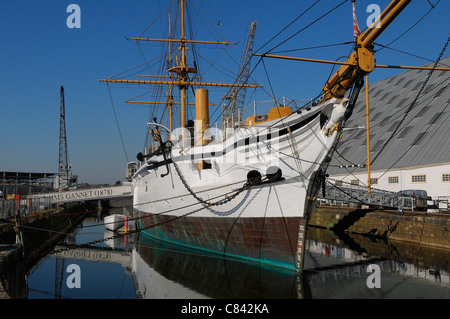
<box><xmin>26</xmin><ymin>137</ymin><xmax>266</xmax><ymax>259</ymax></box>
<box><xmin>172</xmin><ymin>160</ymin><xmax>267</xmax><ymax>215</ymax></box>
<box><xmin>132</xmin><ymin>178</ymin><xmax>246</xmax><ymax>208</ymax></box>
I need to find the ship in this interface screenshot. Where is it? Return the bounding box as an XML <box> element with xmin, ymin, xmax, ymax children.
<box><xmin>100</xmin><ymin>0</ymin><xmax>448</xmax><ymax>272</ymax></box>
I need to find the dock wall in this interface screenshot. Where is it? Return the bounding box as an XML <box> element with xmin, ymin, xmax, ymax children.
<box><xmin>0</xmin><ymin>244</ymin><xmax>23</xmax><ymax>299</ymax></box>
<box><xmin>309</xmin><ymin>206</ymin><xmax>450</xmax><ymax>249</ymax></box>
<box><xmin>0</xmin><ymin>202</ymin><xmax>91</xmax><ymax>298</ymax></box>
<box><xmin>305</xmin><ymin>227</ymin><xmax>449</xmax><ymax>273</ymax></box>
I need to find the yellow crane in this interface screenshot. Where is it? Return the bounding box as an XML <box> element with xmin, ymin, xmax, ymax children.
<box><xmin>255</xmin><ymin>0</ymin><xmax>450</xmax><ymax>194</ymax></box>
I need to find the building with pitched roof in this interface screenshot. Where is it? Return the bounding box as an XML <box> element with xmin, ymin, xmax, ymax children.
<box><xmin>327</xmin><ymin>56</ymin><xmax>450</xmax><ymax>200</ymax></box>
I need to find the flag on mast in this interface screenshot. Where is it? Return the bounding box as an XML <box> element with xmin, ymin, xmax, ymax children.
<box><xmin>352</xmin><ymin>0</ymin><xmax>361</xmax><ymax>38</ymax></box>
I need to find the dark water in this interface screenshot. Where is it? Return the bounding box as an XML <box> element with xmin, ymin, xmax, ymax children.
<box><xmin>2</xmin><ymin>207</ymin><xmax>449</xmax><ymax>300</ymax></box>
<box><xmin>26</xmin><ymin>217</ymin><xmax>136</xmax><ymax>299</ymax></box>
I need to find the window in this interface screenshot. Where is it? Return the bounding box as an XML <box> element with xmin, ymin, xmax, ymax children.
<box><xmin>370</xmin><ymin>140</ymin><xmax>385</xmax><ymax>152</ymax></box>
<box><xmin>335</xmin><ymin>180</ymin><xmax>343</xmax><ymax>186</ymax></box>
<box><xmin>370</xmin><ymin>112</ymin><xmax>383</xmax><ymax>122</ymax></box>
<box><xmin>422</xmin><ymin>85</ymin><xmax>435</xmax><ymax>95</ymax></box>
<box><xmin>387</xmin><ymin>121</ymin><xmax>400</xmax><ymax>132</ymax></box>
<box><xmin>412</xmin><ymin>174</ymin><xmax>426</xmax><ymax>183</ymax></box>
<box><xmin>395</xmin><ymin>77</ymin><xmax>406</xmax><ymax>87</ymax></box>
<box><xmin>412</xmin><ymin>132</ymin><xmax>427</xmax><ymax>146</ymax></box>
<box><xmin>414</xmin><ymin>106</ymin><xmax>429</xmax><ymax>118</ymax></box>
<box><xmin>372</xmin><ymin>89</ymin><xmax>381</xmax><ymax>98</ymax></box>
<box><xmin>398</xmin><ymin>126</ymin><xmax>412</xmax><ymax>138</ymax></box>
<box><xmin>351</xmin><ymin>180</ymin><xmax>359</xmax><ymax>186</ymax></box>
<box><xmin>370</xmin><ymin>178</ymin><xmax>378</xmax><ymax>185</ymax></box>
<box><xmin>396</xmin><ymin>97</ymin><xmax>409</xmax><ymax>108</ymax></box>
<box><xmin>412</xmin><ymin>82</ymin><xmax>422</xmax><ymax>91</ymax></box>
<box><xmin>339</xmin><ymin>146</ymin><xmax>351</xmax><ymax>156</ymax></box>
<box><xmin>386</xmin><ymin>95</ymin><xmax>398</xmax><ymax>105</ymax></box>
<box><xmin>438</xmin><ymin>70</ymin><xmax>447</xmax><ymax>77</ymax></box>
<box><xmin>428</xmin><ymin>112</ymin><xmax>442</xmax><ymax>125</ymax></box>
<box><xmin>435</xmin><ymin>86</ymin><xmax>447</xmax><ymax>97</ymax></box>
<box><xmin>402</xmin><ymin>79</ymin><xmax>414</xmax><ymax>89</ymax></box>
<box><xmin>388</xmin><ymin>176</ymin><xmax>399</xmax><ymax>184</ymax></box>
<box><xmin>442</xmin><ymin>174</ymin><xmax>450</xmax><ymax>182</ymax></box>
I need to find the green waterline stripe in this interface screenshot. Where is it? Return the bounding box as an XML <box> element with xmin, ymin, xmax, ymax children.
<box><xmin>136</xmin><ymin>220</ymin><xmax>297</xmax><ymax>273</ymax></box>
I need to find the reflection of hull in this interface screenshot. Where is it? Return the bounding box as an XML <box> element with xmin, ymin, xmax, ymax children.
<box><xmin>134</xmin><ymin>100</ymin><xmax>346</xmax><ymax>271</ymax></box>
<box><xmin>104</xmin><ymin>214</ymin><xmax>126</xmax><ymax>231</ymax></box>
<box><xmin>139</xmin><ymin>214</ymin><xmax>302</xmax><ymax>270</ymax></box>
<box><xmin>131</xmin><ymin>224</ymin><xmax>449</xmax><ymax>299</ymax></box>
<box><xmin>132</xmin><ymin>235</ymin><xmax>305</xmax><ymax>299</ymax></box>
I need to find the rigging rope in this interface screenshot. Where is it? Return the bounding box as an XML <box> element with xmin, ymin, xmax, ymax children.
<box><xmin>208</xmin><ymin>1</ymin><xmax>350</xmax><ymax>126</ymax></box>
<box><xmin>255</xmin><ymin>0</ymin><xmax>321</xmax><ymax>54</ymax></box>
<box><xmin>377</xmin><ymin>0</ymin><xmax>441</xmax><ymax>52</ymax></box>
<box><xmin>107</xmin><ymin>83</ymin><xmax>129</xmax><ymax>162</ymax></box>
<box><xmin>270</xmin><ymin>41</ymin><xmax>354</xmax><ymax>55</ymax></box>
<box><xmin>261</xmin><ymin>0</ymin><xmax>349</xmax><ymax>55</ymax></box>
<box><xmin>333</xmin><ymin>35</ymin><xmax>450</xmax><ymax>185</ymax></box>
<box><xmin>374</xmin><ymin>43</ymin><xmax>449</xmax><ymax>65</ymax></box>
<box><xmin>136</xmin><ymin>0</ymin><xmax>176</xmax><ymax>38</ymax></box>
<box><xmin>370</xmin><ymin>36</ymin><xmax>449</xmax><ymax>167</ymax></box>
<box><xmin>207</xmin><ymin>1</ymin><xmax>349</xmax><ymax>127</ymax></box>
<box><xmin>336</xmin><ymin>76</ymin><xmax>450</xmax><ymax>162</ymax></box>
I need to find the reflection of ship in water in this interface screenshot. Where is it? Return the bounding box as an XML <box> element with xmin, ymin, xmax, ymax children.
<box><xmin>131</xmin><ymin>235</ymin><xmax>305</xmax><ymax>299</ymax></box>
<box><xmin>131</xmin><ymin>227</ymin><xmax>449</xmax><ymax>299</ymax></box>
<box><xmin>3</xmin><ymin>220</ymin><xmax>447</xmax><ymax>299</ymax></box>
<box><xmin>104</xmin><ymin>230</ymin><xmax>124</xmax><ymax>249</ymax></box>
<box><xmin>306</xmin><ymin>227</ymin><xmax>449</xmax><ymax>274</ymax></box>
<box><xmin>304</xmin><ymin>227</ymin><xmax>449</xmax><ymax>298</ymax></box>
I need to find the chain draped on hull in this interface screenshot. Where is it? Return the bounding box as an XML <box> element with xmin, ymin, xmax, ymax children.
<box><xmin>133</xmin><ymin>98</ymin><xmax>348</xmax><ymax>271</ymax></box>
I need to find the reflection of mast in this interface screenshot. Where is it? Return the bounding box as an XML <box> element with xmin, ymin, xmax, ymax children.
<box><xmin>54</xmin><ymin>256</ymin><xmax>65</xmax><ymax>299</ymax></box>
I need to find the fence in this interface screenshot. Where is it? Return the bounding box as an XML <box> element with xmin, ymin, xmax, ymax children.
<box><xmin>318</xmin><ymin>185</ymin><xmax>433</xmax><ymax>212</ymax></box>
<box><xmin>0</xmin><ymin>196</ymin><xmax>53</xmax><ymax>219</ymax></box>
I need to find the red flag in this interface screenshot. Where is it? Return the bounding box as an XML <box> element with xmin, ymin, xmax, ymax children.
<box><xmin>353</xmin><ymin>1</ymin><xmax>361</xmax><ymax>38</ymax></box>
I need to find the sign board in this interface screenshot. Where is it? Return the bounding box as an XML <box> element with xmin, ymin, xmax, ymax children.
<box><xmin>28</xmin><ymin>183</ymin><xmax>132</xmax><ymax>204</ymax></box>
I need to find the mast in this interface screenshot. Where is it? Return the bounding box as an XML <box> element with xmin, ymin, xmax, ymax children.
<box><xmin>167</xmin><ymin>11</ymin><xmax>174</xmax><ymax>131</ymax></box>
<box><xmin>365</xmin><ymin>74</ymin><xmax>371</xmax><ymax>194</ymax></box>
<box><xmin>180</xmin><ymin>0</ymin><xmax>187</xmax><ymax>129</ymax></box>
<box><xmin>100</xmin><ymin>0</ymin><xmax>261</xmax><ymax>135</ymax></box>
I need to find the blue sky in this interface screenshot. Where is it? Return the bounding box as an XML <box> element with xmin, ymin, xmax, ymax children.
<box><xmin>1</xmin><ymin>0</ymin><xmax>449</xmax><ymax>184</ymax></box>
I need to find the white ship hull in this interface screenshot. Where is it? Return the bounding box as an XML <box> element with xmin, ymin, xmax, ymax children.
<box><xmin>132</xmin><ymin>98</ymin><xmax>347</xmax><ymax>271</ymax></box>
